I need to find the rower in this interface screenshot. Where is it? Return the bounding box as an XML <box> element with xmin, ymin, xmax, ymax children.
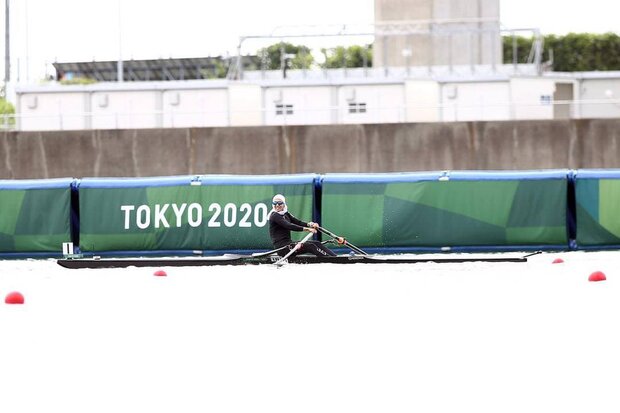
<box><xmin>268</xmin><ymin>194</ymin><xmax>344</xmax><ymax>258</ymax></box>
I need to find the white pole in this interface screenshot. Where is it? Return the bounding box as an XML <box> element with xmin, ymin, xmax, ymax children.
<box><xmin>4</xmin><ymin>0</ymin><xmax>10</xmax><ymax>87</ymax></box>
<box><xmin>117</xmin><ymin>0</ymin><xmax>123</xmax><ymax>82</ymax></box>
<box><xmin>24</xmin><ymin>0</ymin><xmax>29</xmax><ymax>82</ymax></box>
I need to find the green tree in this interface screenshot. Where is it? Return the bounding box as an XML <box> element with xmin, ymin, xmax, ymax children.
<box><xmin>502</xmin><ymin>35</ymin><xmax>537</xmax><ymax>64</ymax></box>
<box><xmin>503</xmin><ymin>32</ymin><xmax>620</xmax><ymax>71</ymax></box>
<box><xmin>257</xmin><ymin>42</ymin><xmax>314</xmax><ymax>70</ymax></box>
<box><xmin>0</xmin><ymin>97</ymin><xmax>15</xmax><ymax>128</ymax></box>
<box><xmin>200</xmin><ymin>59</ymin><xmax>229</xmax><ymax>79</ymax></box>
<box><xmin>321</xmin><ymin>45</ymin><xmax>372</xmax><ymax>68</ymax></box>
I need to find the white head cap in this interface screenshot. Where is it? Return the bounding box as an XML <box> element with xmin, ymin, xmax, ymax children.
<box><xmin>272</xmin><ymin>194</ymin><xmax>286</xmax><ymax>204</ymax></box>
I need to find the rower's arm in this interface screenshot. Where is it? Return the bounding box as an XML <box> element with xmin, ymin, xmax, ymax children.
<box><xmin>270</xmin><ymin>213</ymin><xmax>306</xmax><ymax>231</ymax></box>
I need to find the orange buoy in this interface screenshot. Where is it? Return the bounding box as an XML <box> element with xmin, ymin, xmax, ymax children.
<box><xmin>588</xmin><ymin>271</ymin><xmax>606</xmax><ymax>282</ymax></box>
<box><xmin>5</xmin><ymin>291</ymin><xmax>25</xmax><ymax>304</ymax></box>
<box><xmin>153</xmin><ymin>269</ymin><xmax>167</xmax><ymax>277</ymax></box>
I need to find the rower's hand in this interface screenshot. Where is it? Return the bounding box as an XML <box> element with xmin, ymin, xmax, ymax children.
<box><xmin>336</xmin><ymin>237</ymin><xmax>346</xmax><ymax>245</ymax></box>
<box><xmin>307</xmin><ymin>222</ymin><xmax>319</xmax><ymax>229</ymax></box>
<box><xmin>305</xmin><ymin>227</ymin><xmax>317</xmax><ymax>234</ymax></box>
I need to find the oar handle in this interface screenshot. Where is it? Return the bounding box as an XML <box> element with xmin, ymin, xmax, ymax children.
<box><xmin>317</xmin><ymin>226</ymin><xmax>368</xmax><ymax>256</ymax></box>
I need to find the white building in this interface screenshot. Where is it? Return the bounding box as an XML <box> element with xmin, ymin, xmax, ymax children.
<box><xmin>12</xmin><ymin>65</ymin><xmax>620</xmax><ymax>132</ymax></box>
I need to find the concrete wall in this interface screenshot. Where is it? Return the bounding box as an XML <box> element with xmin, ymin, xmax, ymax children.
<box><xmin>1</xmin><ymin>119</ymin><xmax>620</xmax><ymax>179</ymax></box>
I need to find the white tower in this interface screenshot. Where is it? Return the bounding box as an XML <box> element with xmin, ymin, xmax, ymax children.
<box><xmin>374</xmin><ymin>0</ymin><xmax>501</xmax><ymax>69</ymax></box>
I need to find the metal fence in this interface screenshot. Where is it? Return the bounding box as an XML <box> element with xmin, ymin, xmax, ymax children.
<box><xmin>4</xmin><ymin>97</ymin><xmax>620</xmax><ymax>132</ymax></box>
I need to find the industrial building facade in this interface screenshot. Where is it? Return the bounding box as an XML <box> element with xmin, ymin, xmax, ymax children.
<box><xmin>13</xmin><ymin>67</ymin><xmax>620</xmax><ymax>131</ymax></box>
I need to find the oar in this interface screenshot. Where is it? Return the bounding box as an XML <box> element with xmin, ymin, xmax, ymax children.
<box><xmin>251</xmin><ymin>245</ymin><xmax>289</xmax><ymax>258</ymax></box>
<box><xmin>523</xmin><ymin>251</ymin><xmax>543</xmax><ymax>258</ymax></box>
<box><xmin>318</xmin><ymin>226</ymin><xmax>368</xmax><ymax>256</ymax></box>
<box><xmin>274</xmin><ymin>231</ymin><xmax>314</xmax><ymax>267</ymax></box>
<box><xmin>252</xmin><ymin>239</ymin><xmax>332</xmax><ymax>258</ymax></box>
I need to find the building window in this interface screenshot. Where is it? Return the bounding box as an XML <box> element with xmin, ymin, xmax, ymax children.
<box><xmin>540</xmin><ymin>95</ymin><xmax>552</xmax><ymax>105</ymax></box>
<box><xmin>348</xmin><ymin>102</ymin><xmax>367</xmax><ymax>113</ymax></box>
<box><xmin>275</xmin><ymin>104</ymin><xmax>294</xmax><ymax>115</ymax></box>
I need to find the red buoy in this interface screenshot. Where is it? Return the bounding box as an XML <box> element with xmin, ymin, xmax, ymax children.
<box><xmin>552</xmin><ymin>258</ymin><xmax>564</xmax><ymax>264</ymax></box>
<box><xmin>153</xmin><ymin>269</ymin><xmax>167</xmax><ymax>277</ymax></box>
<box><xmin>588</xmin><ymin>271</ymin><xmax>606</xmax><ymax>282</ymax></box>
<box><xmin>5</xmin><ymin>291</ymin><xmax>25</xmax><ymax>304</ymax></box>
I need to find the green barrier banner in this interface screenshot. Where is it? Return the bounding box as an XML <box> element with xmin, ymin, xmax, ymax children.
<box><xmin>78</xmin><ymin>175</ymin><xmax>316</xmax><ymax>252</ymax></box>
<box><xmin>321</xmin><ymin>172</ymin><xmax>568</xmax><ymax>248</ymax></box>
<box><xmin>575</xmin><ymin>172</ymin><xmax>620</xmax><ymax>246</ymax></box>
<box><xmin>0</xmin><ymin>179</ymin><xmax>73</xmax><ymax>253</ymax></box>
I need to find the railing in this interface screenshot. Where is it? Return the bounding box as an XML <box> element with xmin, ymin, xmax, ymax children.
<box><xmin>3</xmin><ymin>98</ymin><xmax>620</xmax><ymax>132</ymax></box>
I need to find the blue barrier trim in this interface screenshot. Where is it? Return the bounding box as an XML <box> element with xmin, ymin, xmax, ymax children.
<box><xmin>77</xmin><ymin>176</ymin><xmax>199</xmax><ymax>188</ymax></box>
<box><xmin>77</xmin><ymin>174</ymin><xmax>319</xmax><ymax>188</ymax></box>
<box><xmin>449</xmin><ymin>170</ymin><xmax>570</xmax><ymax>180</ymax></box>
<box><xmin>321</xmin><ymin>172</ymin><xmax>443</xmax><ymax>184</ymax></box>
<box><xmin>321</xmin><ymin>170</ymin><xmax>570</xmax><ymax>184</ymax></box>
<box><xmin>572</xmin><ymin>169</ymin><xmax>620</xmax><ymax>179</ymax></box>
<box><xmin>0</xmin><ymin>178</ymin><xmax>75</xmax><ymax>190</ymax></box>
<box><xmin>575</xmin><ymin>244</ymin><xmax>620</xmax><ymax>251</ymax></box>
<box><xmin>200</xmin><ymin>174</ymin><xmax>319</xmax><ymax>185</ymax></box>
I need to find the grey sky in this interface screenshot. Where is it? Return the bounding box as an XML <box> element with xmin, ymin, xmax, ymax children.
<box><xmin>1</xmin><ymin>0</ymin><xmax>618</xmax><ymax>81</ymax></box>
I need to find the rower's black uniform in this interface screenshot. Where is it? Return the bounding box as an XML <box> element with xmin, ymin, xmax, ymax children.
<box><xmin>269</xmin><ymin>212</ymin><xmax>336</xmax><ymax>257</ymax></box>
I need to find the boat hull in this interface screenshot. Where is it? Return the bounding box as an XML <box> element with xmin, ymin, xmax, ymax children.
<box><xmin>57</xmin><ymin>253</ymin><xmax>531</xmax><ymax>269</ymax></box>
